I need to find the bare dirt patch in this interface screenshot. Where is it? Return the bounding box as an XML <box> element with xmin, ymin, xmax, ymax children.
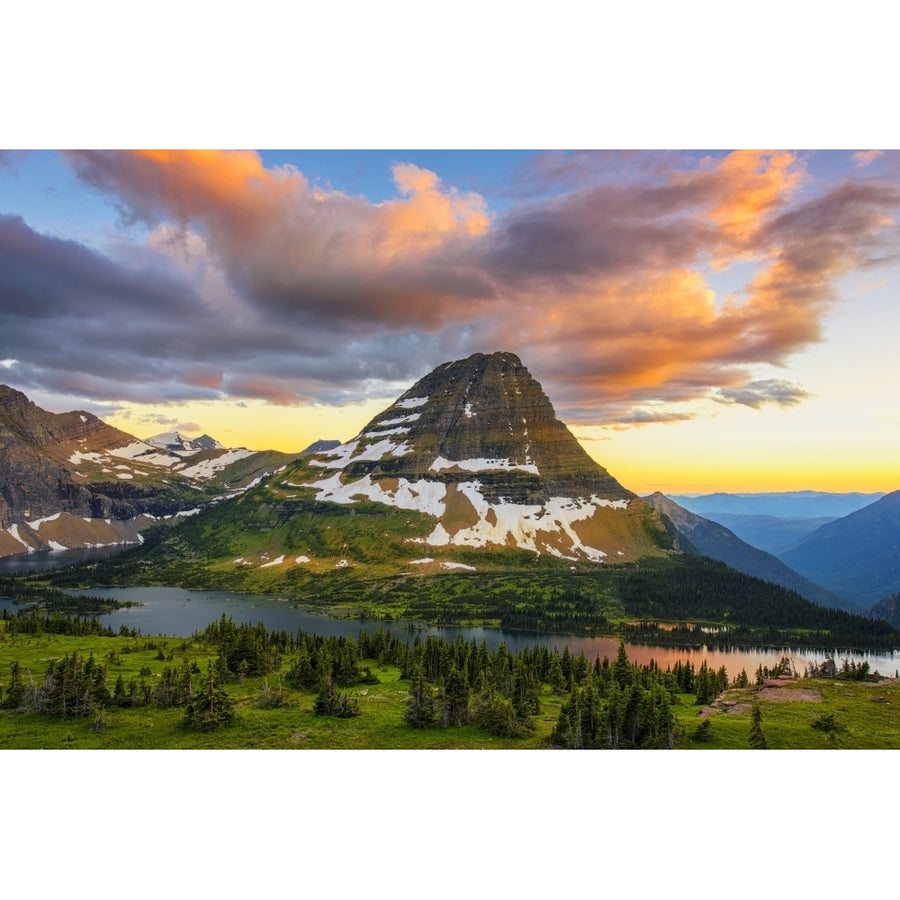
<box><xmin>757</xmin><ymin>687</ymin><xmax>823</xmax><ymax>703</ymax></box>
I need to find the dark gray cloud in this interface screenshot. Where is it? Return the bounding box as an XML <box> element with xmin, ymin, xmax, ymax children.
<box><xmin>715</xmin><ymin>379</ymin><xmax>812</xmax><ymax>409</ymax></box>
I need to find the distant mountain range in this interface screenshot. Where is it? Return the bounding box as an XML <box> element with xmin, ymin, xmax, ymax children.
<box><xmin>663</xmin><ymin>489</ymin><xmax>900</xmax><ymax>619</ymax></box>
<box><xmin>643</xmin><ymin>492</ymin><xmax>860</xmax><ymax>612</ymax></box>
<box><xmin>779</xmin><ymin>491</ymin><xmax>900</xmax><ymax>608</ymax></box>
<box><xmin>671</xmin><ymin>491</ymin><xmax>885</xmax><ymax>519</ymax></box>
<box><xmin>14</xmin><ymin>352</ymin><xmax>897</xmax><ymax>650</ymax></box>
<box><xmin>0</xmin><ymin>384</ymin><xmax>299</xmax><ymax>557</ymax></box>
<box><xmin>868</xmin><ymin>592</ymin><xmax>900</xmax><ymax>629</ymax></box>
<box><xmin>687</xmin><ymin>513</ymin><xmax>837</xmax><ymax>556</ymax></box>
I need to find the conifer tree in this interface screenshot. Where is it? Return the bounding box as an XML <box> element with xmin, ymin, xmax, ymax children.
<box><xmin>749</xmin><ymin>701</ymin><xmax>768</xmax><ymax>749</ymax></box>
<box><xmin>1</xmin><ymin>660</ymin><xmax>26</xmax><ymax>711</ymax></box>
<box><xmin>440</xmin><ymin>666</ymin><xmax>470</xmax><ymax>726</ymax></box>
<box><xmin>313</xmin><ymin>675</ymin><xmax>360</xmax><ymax>718</ymax></box>
<box><xmin>613</xmin><ymin>641</ymin><xmax>631</xmax><ymax>688</ymax></box>
<box><xmin>548</xmin><ymin>653</ymin><xmax>567</xmax><ymax>695</ymax></box>
<box><xmin>404</xmin><ymin>668</ymin><xmax>437</xmax><ymax>728</ymax></box>
<box><xmin>184</xmin><ymin>662</ymin><xmax>235</xmax><ymax>731</ymax></box>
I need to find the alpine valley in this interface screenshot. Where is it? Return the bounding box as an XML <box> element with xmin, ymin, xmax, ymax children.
<box><xmin>19</xmin><ymin>351</ymin><xmax>899</xmax><ymax>651</ymax></box>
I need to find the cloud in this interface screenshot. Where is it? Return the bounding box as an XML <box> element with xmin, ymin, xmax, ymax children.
<box><xmin>64</xmin><ymin>150</ymin><xmax>495</xmax><ymax>332</ymax></box>
<box><xmin>715</xmin><ymin>379</ymin><xmax>812</xmax><ymax>409</ymax></box>
<box><xmin>853</xmin><ymin>150</ymin><xmax>882</xmax><ymax>167</ymax></box>
<box><xmin>2</xmin><ymin>150</ymin><xmax>899</xmax><ymax>429</ymax></box>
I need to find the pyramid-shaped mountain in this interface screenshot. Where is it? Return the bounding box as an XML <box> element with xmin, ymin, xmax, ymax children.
<box><xmin>288</xmin><ymin>352</ymin><xmax>670</xmax><ymax>564</ymax></box>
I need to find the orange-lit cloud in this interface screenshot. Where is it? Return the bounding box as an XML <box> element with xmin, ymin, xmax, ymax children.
<box><xmin>709</xmin><ymin>149</ymin><xmax>803</xmax><ymax>252</ymax></box>
<box><xmin>853</xmin><ymin>150</ymin><xmax>882</xmax><ymax>167</ymax></box>
<box><xmin>3</xmin><ymin>150</ymin><xmax>899</xmax><ymax>429</ymax></box>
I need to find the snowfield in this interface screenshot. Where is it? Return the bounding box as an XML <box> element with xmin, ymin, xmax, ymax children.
<box><xmin>301</xmin><ymin>462</ymin><xmax>632</xmax><ymax>561</ymax></box>
<box><xmin>377</xmin><ymin>413</ymin><xmax>422</xmax><ymax>426</ymax></box>
<box><xmin>395</xmin><ymin>396</ymin><xmax>429</xmax><ymax>409</ymax></box>
<box><xmin>308</xmin><ymin>472</ymin><xmax>448</xmax><ymax>516</ymax></box>
<box><xmin>175</xmin><ymin>448</ymin><xmax>255</xmax><ymax>479</ymax></box>
<box><xmin>429</xmin><ymin>455</ymin><xmax>539</xmax><ymax>475</ymax></box>
<box><xmin>308</xmin><ymin>436</ymin><xmax>413</xmax><ymax>469</ymax></box>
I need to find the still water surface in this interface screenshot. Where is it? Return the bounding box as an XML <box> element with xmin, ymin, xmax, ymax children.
<box><xmin>3</xmin><ymin>585</ymin><xmax>896</xmax><ymax>678</ymax></box>
<box><xmin>0</xmin><ymin>546</ymin><xmax>132</xmax><ymax>574</ymax></box>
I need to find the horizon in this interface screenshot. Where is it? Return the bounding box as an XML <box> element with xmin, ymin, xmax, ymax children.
<box><xmin>2</xmin><ymin>150</ymin><xmax>898</xmax><ymax>495</ymax></box>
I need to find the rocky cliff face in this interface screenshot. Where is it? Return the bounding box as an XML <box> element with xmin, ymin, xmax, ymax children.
<box><xmin>339</xmin><ymin>351</ymin><xmax>632</xmax><ymax>504</ymax></box>
<box><xmin>288</xmin><ymin>351</ymin><xmax>670</xmax><ymax>564</ymax></box>
<box><xmin>0</xmin><ymin>384</ymin><xmax>295</xmax><ymax>554</ymax></box>
<box><xmin>0</xmin><ymin>385</ymin><xmax>135</xmax><ymax>526</ymax></box>
<box><xmin>0</xmin><ymin>384</ymin><xmax>135</xmax><ymax>456</ymax></box>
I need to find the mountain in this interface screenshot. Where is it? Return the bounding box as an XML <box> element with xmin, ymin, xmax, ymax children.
<box><xmin>0</xmin><ymin>384</ymin><xmax>298</xmax><ymax>557</ymax></box>
<box><xmin>643</xmin><ymin>492</ymin><xmax>860</xmax><ymax>612</ymax></box>
<box><xmin>111</xmin><ymin>351</ymin><xmax>675</xmax><ymax>582</ymax></box>
<box><xmin>301</xmin><ymin>439</ymin><xmax>341</xmax><ymax>454</ymax></box>
<box><xmin>867</xmin><ymin>593</ymin><xmax>900</xmax><ymax>629</ymax></box>
<box><xmin>146</xmin><ymin>432</ymin><xmax>224</xmax><ymax>452</ymax></box>
<box><xmin>670</xmin><ymin>491</ymin><xmax>885</xmax><ymax>519</ymax></box>
<box><xmin>779</xmin><ymin>491</ymin><xmax>900</xmax><ymax>607</ymax></box>
<box><xmin>289</xmin><ymin>351</ymin><xmax>671</xmax><ymax>564</ymax></box>
<box><xmin>690</xmin><ymin>513</ymin><xmax>838</xmax><ymax>556</ymax></box>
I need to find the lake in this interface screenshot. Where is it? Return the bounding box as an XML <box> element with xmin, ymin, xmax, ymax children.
<box><xmin>3</xmin><ymin>585</ymin><xmax>897</xmax><ymax>679</ymax></box>
<box><xmin>0</xmin><ymin>546</ymin><xmax>131</xmax><ymax>574</ymax></box>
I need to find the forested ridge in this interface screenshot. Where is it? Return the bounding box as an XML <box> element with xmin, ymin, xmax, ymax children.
<box><xmin>21</xmin><ymin>550</ymin><xmax>900</xmax><ymax>650</ymax></box>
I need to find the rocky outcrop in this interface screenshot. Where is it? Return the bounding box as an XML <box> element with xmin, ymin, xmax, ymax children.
<box><xmin>296</xmin><ymin>351</ymin><xmax>670</xmax><ymax>563</ymax></box>
<box><xmin>0</xmin><ymin>384</ymin><xmax>135</xmax><ymax>457</ymax></box>
<box><xmin>324</xmin><ymin>351</ymin><xmax>632</xmax><ymax>503</ymax></box>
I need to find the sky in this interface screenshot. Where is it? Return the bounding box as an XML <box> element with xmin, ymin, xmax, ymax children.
<box><xmin>1</xmin><ymin>147</ymin><xmax>898</xmax><ymax>495</ymax></box>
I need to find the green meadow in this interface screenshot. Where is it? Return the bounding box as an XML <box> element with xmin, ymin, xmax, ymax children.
<box><xmin>1</xmin><ymin>619</ymin><xmax>896</xmax><ymax>750</ymax></box>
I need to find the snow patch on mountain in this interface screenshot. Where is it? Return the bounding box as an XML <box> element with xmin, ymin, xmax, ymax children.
<box><xmin>378</xmin><ymin>413</ymin><xmax>422</xmax><ymax>426</ymax></box>
<box><xmin>175</xmin><ymin>448</ymin><xmax>255</xmax><ymax>479</ymax></box>
<box><xmin>362</xmin><ymin>426</ymin><xmax>411</xmax><ymax>437</ymax></box>
<box><xmin>423</xmin><ymin>490</ymin><xmax>625</xmax><ymax>561</ymax></box>
<box><xmin>107</xmin><ymin>442</ymin><xmax>182</xmax><ymax>467</ymax></box>
<box><xmin>146</xmin><ymin>432</ymin><xmax>224</xmax><ymax>452</ymax></box>
<box><xmin>395</xmin><ymin>396</ymin><xmax>429</xmax><ymax>409</ymax></box>
<box><xmin>309</xmin><ymin>472</ymin><xmax>448</xmax><ymax>516</ymax></box>
<box><xmin>308</xmin><ymin>436</ymin><xmax>413</xmax><ymax>469</ymax></box>
<box><xmin>6</xmin><ymin>525</ymin><xmax>32</xmax><ymax>551</ymax></box>
<box><xmin>27</xmin><ymin>512</ymin><xmax>61</xmax><ymax>529</ymax></box>
<box><xmin>429</xmin><ymin>455</ymin><xmax>539</xmax><ymax>475</ymax></box>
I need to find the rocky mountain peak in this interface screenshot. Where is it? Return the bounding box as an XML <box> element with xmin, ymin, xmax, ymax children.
<box><xmin>291</xmin><ymin>352</ymin><xmax>667</xmax><ymax>563</ymax></box>
<box><xmin>316</xmin><ymin>350</ymin><xmax>632</xmax><ymax>505</ymax></box>
<box><xmin>146</xmin><ymin>432</ymin><xmax>224</xmax><ymax>452</ymax></box>
<box><xmin>0</xmin><ymin>383</ymin><xmax>130</xmax><ymax>452</ymax></box>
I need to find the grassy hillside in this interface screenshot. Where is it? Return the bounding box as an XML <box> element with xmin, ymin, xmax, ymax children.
<box><xmin>1</xmin><ymin>621</ymin><xmax>896</xmax><ymax>749</ymax></box>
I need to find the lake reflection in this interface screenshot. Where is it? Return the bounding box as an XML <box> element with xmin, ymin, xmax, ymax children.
<box><xmin>2</xmin><ymin>586</ymin><xmax>893</xmax><ymax>679</ymax></box>
<box><xmin>0</xmin><ymin>546</ymin><xmax>131</xmax><ymax>574</ymax></box>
